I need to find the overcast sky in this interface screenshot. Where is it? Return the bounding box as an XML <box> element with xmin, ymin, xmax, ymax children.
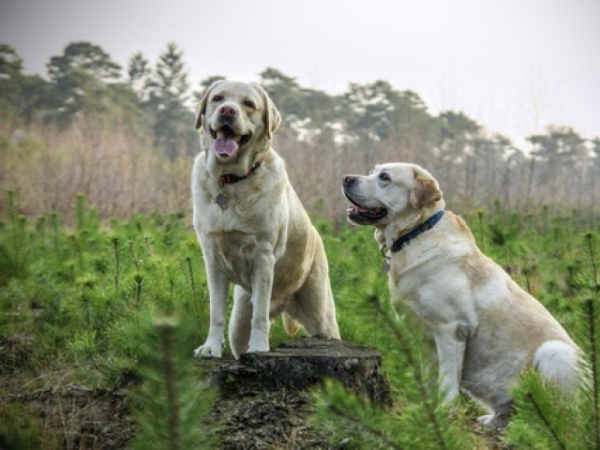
<box><xmin>2</xmin><ymin>0</ymin><xmax>599</xmax><ymax>146</ymax></box>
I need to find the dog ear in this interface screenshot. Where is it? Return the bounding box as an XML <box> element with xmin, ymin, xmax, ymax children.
<box><xmin>195</xmin><ymin>80</ymin><xmax>225</xmax><ymax>130</ymax></box>
<box><xmin>252</xmin><ymin>83</ymin><xmax>282</xmax><ymax>139</ymax></box>
<box><xmin>410</xmin><ymin>167</ymin><xmax>442</xmax><ymax>209</ymax></box>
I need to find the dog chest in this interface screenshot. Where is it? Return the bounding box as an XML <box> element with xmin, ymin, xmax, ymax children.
<box><xmin>204</xmin><ymin>231</ymin><xmax>265</xmax><ymax>286</ymax></box>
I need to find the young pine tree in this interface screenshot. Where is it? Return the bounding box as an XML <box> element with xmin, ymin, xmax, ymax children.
<box><xmin>313</xmin><ymin>291</ymin><xmax>476</xmax><ymax>449</ymax></box>
<box><xmin>129</xmin><ymin>314</ymin><xmax>216</xmax><ymax>450</ymax></box>
<box><xmin>504</xmin><ymin>232</ymin><xmax>600</xmax><ymax>450</ymax></box>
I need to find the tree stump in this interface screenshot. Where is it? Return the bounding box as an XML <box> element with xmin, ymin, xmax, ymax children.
<box><xmin>202</xmin><ymin>337</ymin><xmax>390</xmax><ymax>449</ymax></box>
<box><xmin>209</xmin><ymin>337</ymin><xmax>390</xmax><ymax>405</ymax></box>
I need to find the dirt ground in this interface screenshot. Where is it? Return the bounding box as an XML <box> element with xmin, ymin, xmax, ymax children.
<box><xmin>209</xmin><ymin>387</ymin><xmax>336</xmax><ymax>449</ymax></box>
<box><xmin>0</xmin><ymin>334</ymin><xmax>131</xmax><ymax>449</ymax></box>
<box><xmin>0</xmin><ymin>336</ymin><xmax>367</xmax><ymax>449</ymax></box>
<box><xmin>0</xmin><ymin>377</ymin><xmax>331</xmax><ymax>450</ymax></box>
<box><xmin>0</xmin><ymin>335</ymin><xmax>505</xmax><ymax>449</ymax></box>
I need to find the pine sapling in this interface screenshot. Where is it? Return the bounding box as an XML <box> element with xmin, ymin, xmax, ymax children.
<box><xmin>586</xmin><ymin>298</ymin><xmax>599</xmax><ymax>449</ymax></box>
<box><xmin>158</xmin><ymin>318</ymin><xmax>181</xmax><ymax>449</ymax></box>
<box><xmin>369</xmin><ymin>296</ymin><xmax>448</xmax><ymax>450</ymax></box>
<box><xmin>476</xmin><ymin>209</ymin><xmax>485</xmax><ymax>252</ymax></box>
<box><xmin>505</xmin><ymin>232</ymin><xmax>600</xmax><ymax>449</ymax></box>
<box><xmin>314</xmin><ymin>294</ymin><xmax>473</xmax><ymax>449</ymax></box>
<box><xmin>526</xmin><ymin>391</ymin><xmax>566</xmax><ymax>450</ymax></box>
<box><xmin>134</xmin><ymin>274</ymin><xmax>143</xmax><ymax>309</ymax></box>
<box><xmin>186</xmin><ymin>256</ymin><xmax>196</xmax><ymax>302</ymax></box>
<box><xmin>585</xmin><ymin>232</ymin><xmax>600</xmax><ymax>449</ymax></box>
<box><xmin>111</xmin><ymin>236</ymin><xmax>120</xmax><ymax>291</ymax></box>
<box><xmin>76</xmin><ymin>193</ymin><xmax>86</xmax><ymax>231</ymax></box>
<box><xmin>130</xmin><ymin>315</ymin><xmax>216</xmax><ymax>450</ymax></box>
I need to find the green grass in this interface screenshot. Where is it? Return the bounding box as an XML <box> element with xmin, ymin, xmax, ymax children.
<box><xmin>1</xmin><ymin>192</ymin><xmax>599</xmax><ymax>448</ymax></box>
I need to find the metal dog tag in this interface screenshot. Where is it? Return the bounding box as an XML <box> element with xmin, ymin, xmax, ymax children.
<box><xmin>381</xmin><ymin>261</ymin><xmax>390</xmax><ymax>274</ymax></box>
<box><xmin>216</xmin><ymin>193</ymin><xmax>228</xmax><ymax>210</ymax></box>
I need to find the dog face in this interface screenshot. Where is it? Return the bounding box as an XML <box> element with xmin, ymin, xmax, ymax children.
<box><xmin>342</xmin><ymin>163</ymin><xmax>443</xmax><ymax>226</ymax></box>
<box><xmin>195</xmin><ymin>81</ymin><xmax>282</xmax><ymax>160</ymax></box>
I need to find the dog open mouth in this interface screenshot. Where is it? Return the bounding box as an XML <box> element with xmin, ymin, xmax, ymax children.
<box><xmin>344</xmin><ymin>192</ymin><xmax>388</xmax><ymax>223</ymax></box>
<box><xmin>210</xmin><ymin>125</ymin><xmax>252</xmax><ymax>157</ymax></box>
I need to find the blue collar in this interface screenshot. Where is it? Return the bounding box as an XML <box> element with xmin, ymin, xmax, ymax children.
<box><xmin>390</xmin><ymin>210</ymin><xmax>445</xmax><ymax>253</ymax></box>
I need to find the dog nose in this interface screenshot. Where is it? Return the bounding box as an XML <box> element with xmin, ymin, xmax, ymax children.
<box><xmin>343</xmin><ymin>175</ymin><xmax>356</xmax><ymax>187</ymax></box>
<box><xmin>219</xmin><ymin>104</ymin><xmax>238</xmax><ymax>119</ymax></box>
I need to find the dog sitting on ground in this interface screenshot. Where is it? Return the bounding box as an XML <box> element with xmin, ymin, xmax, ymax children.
<box><xmin>191</xmin><ymin>80</ymin><xmax>340</xmax><ymax>359</ymax></box>
<box><xmin>342</xmin><ymin>162</ymin><xmax>583</xmax><ymax>426</ymax></box>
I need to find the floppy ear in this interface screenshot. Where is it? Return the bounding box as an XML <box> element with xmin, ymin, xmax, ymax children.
<box><xmin>195</xmin><ymin>80</ymin><xmax>225</xmax><ymax>130</ymax></box>
<box><xmin>252</xmin><ymin>83</ymin><xmax>282</xmax><ymax>139</ymax></box>
<box><xmin>410</xmin><ymin>167</ymin><xmax>442</xmax><ymax>209</ymax></box>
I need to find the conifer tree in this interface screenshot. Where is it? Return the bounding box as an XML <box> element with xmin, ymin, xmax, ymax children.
<box><xmin>146</xmin><ymin>42</ymin><xmax>197</xmax><ymax>157</ymax></box>
<box><xmin>0</xmin><ymin>44</ymin><xmax>51</xmax><ymax>122</ymax></box>
<box><xmin>0</xmin><ymin>45</ymin><xmax>24</xmax><ymax>117</ymax></box>
<box><xmin>504</xmin><ymin>232</ymin><xmax>600</xmax><ymax>449</ymax></box>
<box><xmin>127</xmin><ymin>51</ymin><xmax>152</xmax><ymax>104</ymax></box>
<box><xmin>44</xmin><ymin>41</ymin><xmax>131</xmax><ymax>125</ymax></box>
<box><xmin>129</xmin><ymin>315</ymin><xmax>216</xmax><ymax>449</ymax></box>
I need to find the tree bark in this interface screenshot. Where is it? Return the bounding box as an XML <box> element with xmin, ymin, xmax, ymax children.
<box><xmin>207</xmin><ymin>337</ymin><xmax>390</xmax><ymax>406</ymax></box>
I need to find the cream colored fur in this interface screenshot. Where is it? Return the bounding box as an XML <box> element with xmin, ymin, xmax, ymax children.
<box><xmin>192</xmin><ymin>81</ymin><xmax>339</xmax><ymax>359</ymax></box>
<box><xmin>342</xmin><ymin>162</ymin><xmax>582</xmax><ymax>426</ymax></box>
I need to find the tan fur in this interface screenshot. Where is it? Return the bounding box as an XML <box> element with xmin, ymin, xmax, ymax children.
<box><xmin>342</xmin><ymin>162</ymin><xmax>582</xmax><ymax>427</ymax></box>
<box><xmin>282</xmin><ymin>312</ymin><xmax>301</xmax><ymax>336</ymax></box>
<box><xmin>192</xmin><ymin>81</ymin><xmax>339</xmax><ymax>359</ymax></box>
<box><xmin>410</xmin><ymin>167</ymin><xmax>442</xmax><ymax>208</ymax></box>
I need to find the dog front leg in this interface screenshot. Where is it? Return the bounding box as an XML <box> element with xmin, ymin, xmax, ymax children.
<box><xmin>247</xmin><ymin>254</ymin><xmax>276</xmax><ymax>353</ymax></box>
<box><xmin>194</xmin><ymin>265</ymin><xmax>229</xmax><ymax>358</ymax></box>
<box><xmin>433</xmin><ymin>323</ymin><xmax>468</xmax><ymax>405</ymax></box>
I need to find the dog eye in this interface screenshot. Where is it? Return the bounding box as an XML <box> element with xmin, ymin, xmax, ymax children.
<box><xmin>379</xmin><ymin>172</ymin><xmax>391</xmax><ymax>181</ymax></box>
<box><xmin>211</xmin><ymin>94</ymin><xmax>224</xmax><ymax>102</ymax></box>
<box><xmin>243</xmin><ymin>99</ymin><xmax>255</xmax><ymax>108</ymax></box>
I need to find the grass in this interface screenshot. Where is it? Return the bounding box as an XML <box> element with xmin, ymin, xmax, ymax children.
<box><xmin>1</xmin><ymin>191</ymin><xmax>599</xmax><ymax>448</ymax></box>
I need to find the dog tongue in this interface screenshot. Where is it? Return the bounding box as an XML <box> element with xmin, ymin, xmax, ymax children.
<box><xmin>214</xmin><ymin>137</ymin><xmax>238</xmax><ymax>156</ymax></box>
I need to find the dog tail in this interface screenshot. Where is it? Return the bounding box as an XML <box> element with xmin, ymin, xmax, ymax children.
<box><xmin>282</xmin><ymin>312</ymin><xmax>301</xmax><ymax>336</ymax></box>
<box><xmin>533</xmin><ymin>340</ymin><xmax>584</xmax><ymax>393</ymax></box>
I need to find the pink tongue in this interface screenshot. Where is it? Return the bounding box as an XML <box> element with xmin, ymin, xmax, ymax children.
<box><xmin>214</xmin><ymin>137</ymin><xmax>238</xmax><ymax>156</ymax></box>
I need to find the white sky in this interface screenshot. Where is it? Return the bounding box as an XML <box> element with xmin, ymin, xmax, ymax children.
<box><xmin>1</xmin><ymin>0</ymin><xmax>599</xmax><ymax>146</ymax></box>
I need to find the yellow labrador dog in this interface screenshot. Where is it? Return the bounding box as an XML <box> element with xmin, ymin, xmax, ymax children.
<box><xmin>342</xmin><ymin>162</ymin><xmax>582</xmax><ymax>426</ymax></box>
<box><xmin>192</xmin><ymin>80</ymin><xmax>340</xmax><ymax>359</ymax></box>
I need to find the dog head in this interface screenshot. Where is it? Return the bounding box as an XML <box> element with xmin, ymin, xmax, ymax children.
<box><xmin>342</xmin><ymin>163</ymin><xmax>444</xmax><ymax>230</ymax></box>
<box><xmin>195</xmin><ymin>80</ymin><xmax>282</xmax><ymax>160</ymax></box>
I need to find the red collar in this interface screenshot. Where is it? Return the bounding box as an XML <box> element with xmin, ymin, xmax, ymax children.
<box><xmin>217</xmin><ymin>156</ymin><xmax>265</xmax><ymax>188</ymax></box>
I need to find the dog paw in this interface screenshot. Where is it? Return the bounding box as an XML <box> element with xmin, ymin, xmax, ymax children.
<box><xmin>193</xmin><ymin>340</ymin><xmax>223</xmax><ymax>358</ymax></box>
<box><xmin>247</xmin><ymin>330</ymin><xmax>269</xmax><ymax>354</ymax></box>
<box><xmin>247</xmin><ymin>345</ymin><xmax>269</xmax><ymax>354</ymax></box>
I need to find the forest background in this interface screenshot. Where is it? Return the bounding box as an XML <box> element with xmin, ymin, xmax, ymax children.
<box><xmin>2</xmin><ymin>41</ymin><xmax>600</xmax><ymax>224</ymax></box>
